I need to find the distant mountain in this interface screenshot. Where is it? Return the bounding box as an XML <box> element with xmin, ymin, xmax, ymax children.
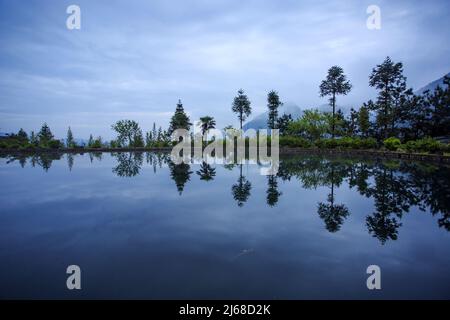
<box><xmin>243</xmin><ymin>103</ymin><xmax>303</xmax><ymax>130</ymax></box>
<box><xmin>415</xmin><ymin>72</ymin><xmax>450</xmax><ymax>95</ymax></box>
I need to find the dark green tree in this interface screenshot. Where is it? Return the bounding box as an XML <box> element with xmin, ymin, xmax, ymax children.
<box><xmin>198</xmin><ymin>116</ymin><xmax>216</xmax><ymax>143</ymax></box>
<box><xmin>232</xmin><ymin>89</ymin><xmax>252</xmax><ymax>130</ymax></box>
<box><xmin>276</xmin><ymin>114</ymin><xmax>293</xmax><ymax>136</ymax></box>
<box><xmin>38</xmin><ymin>123</ymin><xmax>54</xmax><ymax>144</ymax></box>
<box><xmin>66</xmin><ymin>127</ymin><xmax>75</xmax><ymax>148</ymax></box>
<box><xmin>267</xmin><ymin>90</ymin><xmax>283</xmax><ymax>129</ymax></box>
<box><xmin>358</xmin><ymin>104</ymin><xmax>371</xmax><ymax>137</ymax></box>
<box><xmin>111</xmin><ymin>120</ymin><xmax>142</xmax><ymax>147</ymax></box>
<box><xmin>168</xmin><ymin>100</ymin><xmax>192</xmax><ymax>135</ymax></box>
<box><xmin>320</xmin><ymin>66</ymin><xmax>352</xmax><ymax>138</ymax></box>
<box><xmin>369</xmin><ymin>57</ymin><xmax>407</xmax><ymax>138</ymax></box>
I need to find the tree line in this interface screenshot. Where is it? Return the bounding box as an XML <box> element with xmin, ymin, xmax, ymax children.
<box><xmin>1</xmin><ymin>56</ymin><xmax>449</xmax><ymax>154</ymax></box>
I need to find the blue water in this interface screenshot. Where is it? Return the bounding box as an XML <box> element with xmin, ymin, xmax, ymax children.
<box><xmin>0</xmin><ymin>152</ymin><xmax>449</xmax><ymax>299</ymax></box>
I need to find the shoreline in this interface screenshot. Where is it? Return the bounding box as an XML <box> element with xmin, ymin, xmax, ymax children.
<box><xmin>1</xmin><ymin>147</ymin><xmax>449</xmax><ymax>164</ymax></box>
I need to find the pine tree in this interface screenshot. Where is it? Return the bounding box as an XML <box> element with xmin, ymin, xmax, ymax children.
<box><xmin>369</xmin><ymin>56</ymin><xmax>406</xmax><ymax>138</ymax></box>
<box><xmin>88</xmin><ymin>134</ymin><xmax>94</xmax><ymax>147</ymax></box>
<box><xmin>358</xmin><ymin>104</ymin><xmax>371</xmax><ymax>138</ymax></box>
<box><xmin>30</xmin><ymin>131</ymin><xmax>38</xmax><ymax>146</ymax></box>
<box><xmin>66</xmin><ymin>127</ymin><xmax>75</xmax><ymax>148</ymax></box>
<box><xmin>168</xmin><ymin>100</ymin><xmax>192</xmax><ymax>135</ymax></box>
<box><xmin>38</xmin><ymin>123</ymin><xmax>54</xmax><ymax>144</ymax></box>
<box><xmin>152</xmin><ymin>122</ymin><xmax>157</xmax><ymax>141</ymax></box>
<box><xmin>17</xmin><ymin>128</ymin><xmax>28</xmax><ymax>142</ymax></box>
<box><xmin>320</xmin><ymin>66</ymin><xmax>352</xmax><ymax>138</ymax></box>
<box><xmin>232</xmin><ymin>89</ymin><xmax>252</xmax><ymax>130</ymax></box>
<box><xmin>267</xmin><ymin>90</ymin><xmax>283</xmax><ymax>129</ymax></box>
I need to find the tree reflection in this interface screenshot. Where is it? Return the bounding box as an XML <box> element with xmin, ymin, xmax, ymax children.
<box><xmin>266</xmin><ymin>175</ymin><xmax>281</xmax><ymax>207</ymax></box>
<box><xmin>168</xmin><ymin>160</ymin><xmax>192</xmax><ymax>195</ymax></box>
<box><xmin>2</xmin><ymin>151</ymin><xmax>449</xmax><ymax>243</ymax></box>
<box><xmin>232</xmin><ymin>164</ymin><xmax>252</xmax><ymax>207</ymax></box>
<box><xmin>316</xmin><ymin>164</ymin><xmax>350</xmax><ymax>233</ymax></box>
<box><xmin>112</xmin><ymin>152</ymin><xmax>143</xmax><ymax>177</ymax></box>
<box><xmin>196</xmin><ymin>162</ymin><xmax>216</xmax><ymax>181</ymax></box>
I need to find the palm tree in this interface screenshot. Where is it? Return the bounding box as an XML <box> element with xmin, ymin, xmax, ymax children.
<box><xmin>198</xmin><ymin>116</ymin><xmax>216</xmax><ymax>143</ymax></box>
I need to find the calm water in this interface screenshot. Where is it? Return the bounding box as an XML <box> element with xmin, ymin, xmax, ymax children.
<box><xmin>0</xmin><ymin>152</ymin><xmax>449</xmax><ymax>299</ymax></box>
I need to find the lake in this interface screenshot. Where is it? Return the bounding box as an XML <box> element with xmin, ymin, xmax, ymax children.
<box><xmin>0</xmin><ymin>152</ymin><xmax>449</xmax><ymax>299</ymax></box>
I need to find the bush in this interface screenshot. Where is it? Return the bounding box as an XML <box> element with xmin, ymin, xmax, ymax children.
<box><xmin>48</xmin><ymin>139</ymin><xmax>63</xmax><ymax>149</ymax></box>
<box><xmin>358</xmin><ymin>137</ymin><xmax>378</xmax><ymax>149</ymax></box>
<box><xmin>383</xmin><ymin>137</ymin><xmax>401</xmax><ymax>151</ymax></box>
<box><xmin>280</xmin><ymin>136</ymin><xmax>312</xmax><ymax>148</ymax></box>
<box><xmin>404</xmin><ymin>137</ymin><xmax>445</xmax><ymax>154</ymax></box>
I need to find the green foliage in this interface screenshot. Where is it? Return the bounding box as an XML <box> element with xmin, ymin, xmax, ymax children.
<box><xmin>66</xmin><ymin>127</ymin><xmax>75</xmax><ymax>148</ymax></box>
<box><xmin>232</xmin><ymin>89</ymin><xmax>251</xmax><ymax>129</ymax></box>
<box><xmin>404</xmin><ymin>137</ymin><xmax>445</xmax><ymax>154</ymax></box>
<box><xmin>279</xmin><ymin>136</ymin><xmax>312</xmax><ymax>148</ymax></box>
<box><xmin>320</xmin><ymin>66</ymin><xmax>352</xmax><ymax>137</ymax></box>
<box><xmin>368</xmin><ymin>56</ymin><xmax>407</xmax><ymax>139</ymax></box>
<box><xmin>267</xmin><ymin>90</ymin><xmax>282</xmax><ymax>129</ymax></box>
<box><xmin>168</xmin><ymin>100</ymin><xmax>192</xmax><ymax>135</ymax></box>
<box><xmin>111</xmin><ymin>120</ymin><xmax>143</xmax><ymax>147</ymax></box>
<box><xmin>383</xmin><ymin>137</ymin><xmax>402</xmax><ymax>151</ymax></box>
<box><xmin>38</xmin><ymin>123</ymin><xmax>54</xmax><ymax>144</ymax></box>
<box><xmin>276</xmin><ymin>114</ymin><xmax>293</xmax><ymax>136</ymax></box>
<box><xmin>287</xmin><ymin>109</ymin><xmax>330</xmax><ymax>141</ymax></box>
<box><xmin>198</xmin><ymin>116</ymin><xmax>216</xmax><ymax>141</ymax></box>
<box><xmin>48</xmin><ymin>139</ymin><xmax>62</xmax><ymax>149</ymax></box>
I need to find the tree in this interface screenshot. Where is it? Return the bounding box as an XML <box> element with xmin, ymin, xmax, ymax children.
<box><xmin>231</xmin><ymin>164</ymin><xmax>252</xmax><ymax>207</ymax></box>
<box><xmin>30</xmin><ymin>131</ymin><xmax>38</xmax><ymax>146</ymax></box>
<box><xmin>198</xmin><ymin>116</ymin><xmax>216</xmax><ymax>143</ymax></box>
<box><xmin>267</xmin><ymin>90</ymin><xmax>283</xmax><ymax>129</ymax></box>
<box><xmin>196</xmin><ymin>162</ymin><xmax>216</xmax><ymax>181</ymax></box>
<box><xmin>168</xmin><ymin>100</ymin><xmax>192</xmax><ymax>135</ymax></box>
<box><xmin>111</xmin><ymin>120</ymin><xmax>142</xmax><ymax>147</ymax></box>
<box><xmin>287</xmin><ymin>109</ymin><xmax>330</xmax><ymax>141</ymax></box>
<box><xmin>320</xmin><ymin>66</ymin><xmax>352</xmax><ymax>138</ymax></box>
<box><xmin>423</xmin><ymin>76</ymin><xmax>450</xmax><ymax>137</ymax></box>
<box><xmin>346</xmin><ymin>108</ymin><xmax>359</xmax><ymax>137</ymax></box>
<box><xmin>369</xmin><ymin>56</ymin><xmax>407</xmax><ymax>138</ymax></box>
<box><xmin>266</xmin><ymin>175</ymin><xmax>281</xmax><ymax>207</ymax></box>
<box><xmin>17</xmin><ymin>128</ymin><xmax>28</xmax><ymax>142</ymax></box>
<box><xmin>276</xmin><ymin>114</ymin><xmax>293</xmax><ymax>136</ymax></box>
<box><xmin>66</xmin><ymin>127</ymin><xmax>75</xmax><ymax>148</ymax></box>
<box><xmin>232</xmin><ymin>89</ymin><xmax>252</xmax><ymax>130</ymax></box>
<box><xmin>88</xmin><ymin>134</ymin><xmax>94</xmax><ymax>148</ymax></box>
<box><xmin>38</xmin><ymin>123</ymin><xmax>54</xmax><ymax>144</ymax></box>
<box><xmin>358</xmin><ymin>104</ymin><xmax>371</xmax><ymax>138</ymax></box>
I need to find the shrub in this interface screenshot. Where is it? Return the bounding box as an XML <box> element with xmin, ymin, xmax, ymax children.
<box><xmin>359</xmin><ymin>137</ymin><xmax>377</xmax><ymax>149</ymax></box>
<box><xmin>48</xmin><ymin>139</ymin><xmax>62</xmax><ymax>149</ymax></box>
<box><xmin>383</xmin><ymin>137</ymin><xmax>401</xmax><ymax>151</ymax></box>
<box><xmin>404</xmin><ymin>137</ymin><xmax>445</xmax><ymax>154</ymax></box>
<box><xmin>280</xmin><ymin>136</ymin><xmax>312</xmax><ymax>148</ymax></box>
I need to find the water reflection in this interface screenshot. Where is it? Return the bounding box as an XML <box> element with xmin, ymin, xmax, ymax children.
<box><xmin>1</xmin><ymin>151</ymin><xmax>449</xmax><ymax>244</ymax></box>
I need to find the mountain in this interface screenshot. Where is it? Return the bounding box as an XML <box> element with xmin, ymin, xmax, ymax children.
<box><xmin>243</xmin><ymin>103</ymin><xmax>303</xmax><ymax>130</ymax></box>
<box><xmin>415</xmin><ymin>72</ymin><xmax>450</xmax><ymax>95</ymax></box>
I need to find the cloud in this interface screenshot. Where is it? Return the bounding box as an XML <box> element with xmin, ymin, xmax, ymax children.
<box><xmin>0</xmin><ymin>0</ymin><xmax>449</xmax><ymax>138</ymax></box>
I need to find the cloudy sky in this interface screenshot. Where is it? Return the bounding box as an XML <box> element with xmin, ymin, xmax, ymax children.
<box><xmin>0</xmin><ymin>0</ymin><xmax>449</xmax><ymax>139</ymax></box>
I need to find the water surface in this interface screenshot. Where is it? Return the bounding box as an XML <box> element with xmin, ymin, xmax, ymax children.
<box><xmin>0</xmin><ymin>152</ymin><xmax>449</xmax><ymax>299</ymax></box>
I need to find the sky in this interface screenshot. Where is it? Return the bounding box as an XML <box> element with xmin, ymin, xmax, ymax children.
<box><xmin>0</xmin><ymin>0</ymin><xmax>449</xmax><ymax>139</ymax></box>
